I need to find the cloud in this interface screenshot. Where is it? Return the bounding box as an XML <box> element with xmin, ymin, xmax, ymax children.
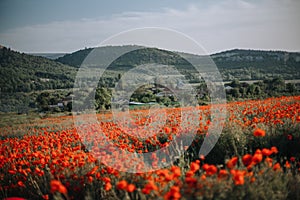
<box><xmin>1</xmin><ymin>0</ymin><xmax>299</xmax><ymax>53</ymax></box>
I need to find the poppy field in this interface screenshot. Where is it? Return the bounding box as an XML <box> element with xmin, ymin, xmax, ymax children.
<box><xmin>1</xmin><ymin>96</ymin><xmax>300</xmax><ymax>200</ymax></box>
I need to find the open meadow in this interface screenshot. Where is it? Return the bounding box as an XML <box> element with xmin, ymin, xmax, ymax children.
<box><xmin>1</xmin><ymin>95</ymin><xmax>300</xmax><ymax>200</ymax></box>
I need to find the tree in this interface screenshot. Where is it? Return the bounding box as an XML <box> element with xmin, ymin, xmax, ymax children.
<box><xmin>230</xmin><ymin>79</ymin><xmax>240</xmax><ymax>88</ymax></box>
<box><xmin>271</xmin><ymin>77</ymin><xmax>285</xmax><ymax>92</ymax></box>
<box><xmin>254</xmin><ymin>85</ymin><xmax>261</xmax><ymax>96</ymax></box>
<box><xmin>247</xmin><ymin>84</ymin><xmax>256</xmax><ymax>96</ymax></box>
<box><xmin>239</xmin><ymin>87</ymin><xmax>247</xmax><ymax>98</ymax></box>
<box><xmin>141</xmin><ymin>96</ymin><xmax>150</xmax><ymax>103</ymax></box>
<box><xmin>94</xmin><ymin>87</ymin><xmax>112</xmax><ymax>110</ymax></box>
<box><xmin>286</xmin><ymin>83</ymin><xmax>296</xmax><ymax>94</ymax></box>
<box><xmin>36</xmin><ymin>92</ymin><xmax>50</xmax><ymax>111</ymax></box>
<box><xmin>231</xmin><ymin>88</ymin><xmax>240</xmax><ymax>98</ymax></box>
<box><xmin>66</xmin><ymin>102</ymin><xmax>72</xmax><ymax>112</ymax></box>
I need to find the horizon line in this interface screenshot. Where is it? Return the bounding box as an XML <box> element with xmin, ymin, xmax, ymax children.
<box><xmin>2</xmin><ymin>44</ymin><xmax>300</xmax><ymax>56</ymax></box>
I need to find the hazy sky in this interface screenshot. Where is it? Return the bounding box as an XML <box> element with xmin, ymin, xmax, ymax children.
<box><xmin>0</xmin><ymin>0</ymin><xmax>299</xmax><ymax>54</ymax></box>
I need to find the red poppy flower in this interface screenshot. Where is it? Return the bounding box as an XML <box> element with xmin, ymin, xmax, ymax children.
<box><xmin>242</xmin><ymin>154</ymin><xmax>253</xmax><ymax>167</ymax></box>
<box><xmin>127</xmin><ymin>184</ymin><xmax>136</xmax><ymax>192</ymax></box>
<box><xmin>116</xmin><ymin>180</ymin><xmax>128</xmax><ymax>190</ymax></box>
<box><xmin>273</xmin><ymin>163</ymin><xmax>281</xmax><ymax>171</ymax></box>
<box><xmin>190</xmin><ymin>162</ymin><xmax>200</xmax><ymax>172</ymax></box>
<box><xmin>253</xmin><ymin>128</ymin><xmax>265</xmax><ymax>137</ymax></box>
<box><xmin>50</xmin><ymin>180</ymin><xmax>67</xmax><ymax>194</ymax></box>
<box><xmin>226</xmin><ymin>157</ymin><xmax>238</xmax><ymax>169</ymax></box>
<box><xmin>232</xmin><ymin>170</ymin><xmax>245</xmax><ymax>185</ymax></box>
<box><xmin>262</xmin><ymin>148</ymin><xmax>272</xmax><ymax>156</ymax></box>
<box><xmin>252</xmin><ymin>152</ymin><xmax>263</xmax><ymax>165</ymax></box>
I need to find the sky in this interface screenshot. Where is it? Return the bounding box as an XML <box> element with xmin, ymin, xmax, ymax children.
<box><xmin>0</xmin><ymin>0</ymin><xmax>299</xmax><ymax>54</ymax></box>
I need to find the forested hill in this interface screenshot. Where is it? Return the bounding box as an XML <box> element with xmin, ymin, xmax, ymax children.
<box><xmin>56</xmin><ymin>47</ymin><xmax>300</xmax><ymax>80</ymax></box>
<box><xmin>55</xmin><ymin>47</ymin><xmax>93</xmax><ymax>67</ymax></box>
<box><xmin>0</xmin><ymin>45</ymin><xmax>299</xmax><ymax>112</ymax></box>
<box><xmin>212</xmin><ymin>49</ymin><xmax>300</xmax><ymax>68</ymax></box>
<box><xmin>211</xmin><ymin>49</ymin><xmax>300</xmax><ymax>80</ymax></box>
<box><xmin>0</xmin><ymin>47</ymin><xmax>76</xmax><ymax>93</ymax></box>
<box><xmin>1</xmin><ymin>46</ymin><xmax>300</xmax><ymax>94</ymax></box>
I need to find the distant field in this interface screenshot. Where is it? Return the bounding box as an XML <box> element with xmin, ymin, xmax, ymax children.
<box><xmin>30</xmin><ymin>53</ymin><xmax>66</xmax><ymax>60</ymax></box>
<box><xmin>224</xmin><ymin>79</ymin><xmax>300</xmax><ymax>84</ymax></box>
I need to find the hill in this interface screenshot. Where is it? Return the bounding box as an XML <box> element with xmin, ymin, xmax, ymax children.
<box><xmin>0</xmin><ymin>47</ymin><xmax>75</xmax><ymax>93</ymax></box>
<box><xmin>211</xmin><ymin>49</ymin><xmax>300</xmax><ymax>80</ymax></box>
<box><xmin>0</xmin><ymin>47</ymin><xmax>76</xmax><ymax>112</ymax></box>
<box><xmin>56</xmin><ymin>47</ymin><xmax>300</xmax><ymax>80</ymax></box>
<box><xmin>1</xmin><ymin>45</ymin><xmax>299</xmax><ymax>112</ymax></box>
<box><xmin>1</xmin><ymin>46</ymin><xmax>300</xmax><ymax>93</ymax></box>
<box><xmin>56</xmin><ymin>47</ymin><xmax>93</xmax><ymax>67</ymax></box>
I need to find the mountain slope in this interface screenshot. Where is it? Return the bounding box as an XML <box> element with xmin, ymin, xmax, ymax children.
<box><xmin>1</xmin><ymin>46</ymin><xmax>299</xmax><ymax>94</ymax></box>
<box><xmin>56</xmin><ymin>48</ymin><xmax>93</xmax><ymax>67</ymax></box>
<box><xmin>212</xmin><ymin>49</ymin><xmax>300</xmax><ymax>70</ymax></box>
<box><xmin>0</xmin><ymin>47</ymin><xmax>76</xmax><ymax>93</ymax></box>
<box><xmin>211</xmin><ymin>49</ymin><xmax>300</xmax><ymax>80</ymax></box>
<box><xmin>56</xmin><ymin>47</ymin><xmax>300</xmax><ymax>80</ymax></box>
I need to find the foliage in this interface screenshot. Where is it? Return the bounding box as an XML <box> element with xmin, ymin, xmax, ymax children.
<box><xmin>212</xmin><ymin>49</ymin><xmax>300</xmax><ymax>80</ymax></box>
<box><xmin>0</xmin><ymin>47</ymin><xmax>76</xmax><ymax>93</ymax></box>
<box><xmin>56</xmin><ymin>47</ymin><xmax>93</xmax><ymax>68</ymax></box>
<box><xmin>225</xmin><ymin>77</ymin><xmax>300</xmax><ymax>100</ymax></box>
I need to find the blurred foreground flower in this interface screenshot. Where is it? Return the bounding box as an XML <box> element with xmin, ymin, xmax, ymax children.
<box><xmin>50</xmin><ymin>180</ymin><xmax>67</xmax><ymax>194</ymax></box>
<box><xmin>253</xmin><ymin>128</ymin><xmax>266</xmax><ymax>137</ymax></box>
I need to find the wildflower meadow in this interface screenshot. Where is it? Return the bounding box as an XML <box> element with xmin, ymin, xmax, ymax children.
<box><xmin>1</xmin><ymin>96</ymin><xmax>300</xmax><ymax>199</ymax></box>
